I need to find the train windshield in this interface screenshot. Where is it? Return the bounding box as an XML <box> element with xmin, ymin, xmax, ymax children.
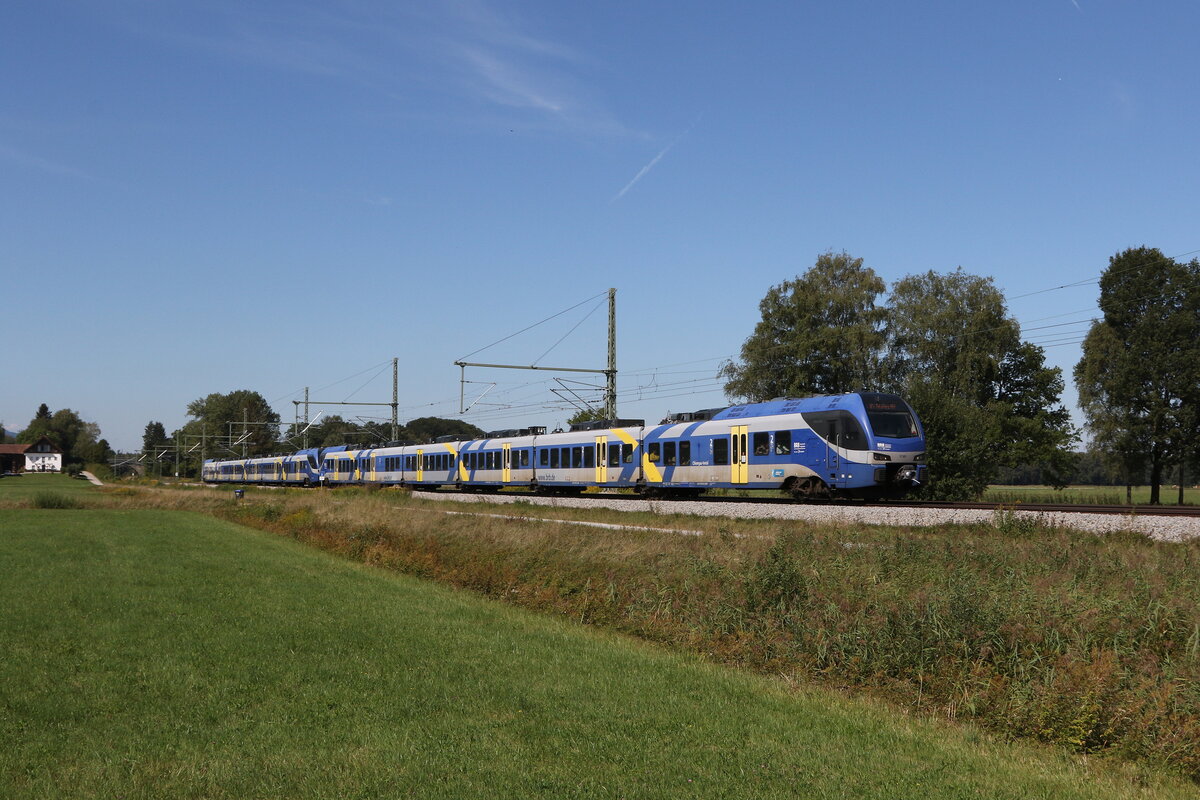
<box><xmin>862</xmin><ymin>394</ymin><xmax>919</xmax><ymax>439</ymax></box>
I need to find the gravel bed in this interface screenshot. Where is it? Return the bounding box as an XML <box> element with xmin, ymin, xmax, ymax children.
<box><xmin>423</xmin><ymin>491</ymin><xmax>1200</xmax><ymax>542</ymax></box>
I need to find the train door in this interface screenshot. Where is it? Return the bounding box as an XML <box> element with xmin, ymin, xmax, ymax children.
<box><xmin>826</xmin><ymin>425</ymin><xmax>840</xmax><ymax>475</ymax></box>
<box><xmin>731</xmin><ymin>425</ymin><xmax>749</xmax><ymax>484</ymax></box>
<box><xmin>595</xmin><ymin>437</ymin><xmax>607</xmax><ymax>484</ymax></box>
<box><xmin>502</xmin><ymin>443</ymin><xmax>512</xmax><ymax>483</ymax></box>
<box><xmin>416</xmin><ymin>449</ymin><xmax>424</xmax><ymax>483</ymax></box>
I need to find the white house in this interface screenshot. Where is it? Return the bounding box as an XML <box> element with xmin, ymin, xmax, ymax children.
<box><xmin>0</xmin><ymin>437</ymin><xmax>63</xmax><ymax>473</ymax></box>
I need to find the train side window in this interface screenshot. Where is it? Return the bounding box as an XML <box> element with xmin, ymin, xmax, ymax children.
<box><xmin>571</xmin><ymin>447</ymin><xmax>582</xmax><ymax>468</ymax></box>
<box><xmin>647</xmin><ymin>442</ymin><xmax>660</xmax><ymax>463</ymax></box>
<box><xmin>622</xmin><ymin>443</ymin><xmax>634</xmax><ymax>463</ymax></box>
<box><xmin>550</xmin><ymin>448</ymin><xmax>559</xmax><ymax>468</ymax></box>
<box><xmin>540</xmin><ymin>449</ymin><xmax>549</xmax><ymax>467</ymax></box>
<box><xmin>680</xmin><ymin>441</ymin><xmax>691</xmax><ymax>466</ymax></box>
<box><xmin>753</xmin><ymin>432</ymin><xmax>769</xmax><ymax>456</ymax></box>
<box><xmin>663</xmin><ymin>442</ymin><xmax>676</xmax><ymax>465</ymax></box>
<box><xmin>608</xmin><ymin>445</ymin><xmax>621</xmax><ymax>467</ymax></box>
<box><xmin>713</xmin><ymin>437</ymin><xmax>729</xmax><ymax>465</ymax></box>
<box><xmin>775</xmin><ymin>431</ymin><xmax>792</xmax><ymax>455</ymax></box>
<box><xmin>584</xmin><ymin>447</ymin><xmax>594</xmax><ymax>468</ymax></box>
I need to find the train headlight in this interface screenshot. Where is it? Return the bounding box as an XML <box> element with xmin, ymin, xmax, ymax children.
<box><xmin>872</xmin><ymin>452</ymin><xmax>892</xmax><ymax>461</ymax></box>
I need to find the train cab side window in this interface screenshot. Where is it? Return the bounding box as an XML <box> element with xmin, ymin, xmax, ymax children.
<box><xmin>801</xmin><ymin>411</ymin><xmax>869</xmax><ymax>451</ymax></box>
<box><xmin>679</xmin><ymin>441</ymin><xmax>691</xmax><ymax>466</ymax></box>
<box><xmin>775</xmin><ymin>431</ymin><xmax>792</xmax><ymax>455</ymax></box>
<box><xmin>663</xmin><ymin>442</ymin><xmax>676</xmax><ymax>465</ymax></box>
<box><xmin>713</xmin><ymin>437</ymin><xmax>729</xmax><ymax>465</ymax></box>
<box><xmin>753</xmin><ymin>432</ymin><xmax>770</xmax><ymax>456</ymax></box>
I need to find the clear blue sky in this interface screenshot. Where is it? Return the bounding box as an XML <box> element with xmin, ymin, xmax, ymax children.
<box><xmin>4</xmin><ymin>1</ymin><xmax>1198</xmax><ymax>452</ymax></box>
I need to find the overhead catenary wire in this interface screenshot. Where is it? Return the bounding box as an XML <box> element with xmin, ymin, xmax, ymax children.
<box><xmin>272</xmin><ymin>246</ymin><xmax>1199</xmax><ymax>437</ymax></box>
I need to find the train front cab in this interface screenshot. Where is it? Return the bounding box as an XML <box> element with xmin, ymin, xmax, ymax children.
<box><xmin>698</xmin><ymin>394</ymin><xmax>925</xmax><ymax>499</ymax></box>
<box><xmin>789</xmin><ymin>393</ymin><xmax>925</xmax><ymax>498</ymax></box>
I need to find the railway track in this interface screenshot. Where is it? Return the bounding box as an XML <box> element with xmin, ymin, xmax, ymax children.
<box><xmin>861</xmin><ymin>500</ymin><xmax>1200</xmax><ymax>518</ymax></box>
<box><xmin>202</xmin><ymin>481</ymin><xmax>1200</xmax><ymax>518</ymax></box>
<box><xmin>628</xmin><ymin>493</ymin><xmax>1200</xmax><ymax>517</ymax></box>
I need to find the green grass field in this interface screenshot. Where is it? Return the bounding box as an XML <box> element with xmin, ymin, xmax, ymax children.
<box><xmin>3</xmin><ymin>509</ymin><xmax>1194</xmax><ymax>798</ymax></box>
<box><xmin>984</xmin><ymin>485</ymin><xmax>1200</xmax><ymax>506</ymax></box>
<box><xmin>0</xmin><ymin>472</ymin><xmax>99</xmax><ymax>504</ymax></box>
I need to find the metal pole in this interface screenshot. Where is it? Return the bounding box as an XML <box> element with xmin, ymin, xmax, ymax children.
<box><xmin>304</xmin><ymin>387</ymin><xmax>310</xmax><ymax>449</ymax></box>
<box><xmin>392</xmin><ymin>358</ymin><xmax>398</xmax><ymax>442</ymax></box>
<box><xmin>605</xmin><ymin>287</ymin><xmax>617</xmax><ymax>419</ymax></box>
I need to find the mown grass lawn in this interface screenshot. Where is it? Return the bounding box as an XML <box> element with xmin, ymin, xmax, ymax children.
<box><xmin>0</xmin><ymin>473</ymin><xmax>98</xmax><ymax>504</ymax></box>
<box><xmin>1</xmin><ymin>509</ymin><xmax>1194</xmax><ymax>799</ymax></box>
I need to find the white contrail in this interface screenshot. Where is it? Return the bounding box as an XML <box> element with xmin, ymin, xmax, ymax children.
<box><xmin>611</xmin><ymin>116</ymin><xmax>701</xmax><ymax>202</ymax></box>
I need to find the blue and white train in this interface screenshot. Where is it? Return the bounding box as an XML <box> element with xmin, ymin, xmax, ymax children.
<box><xmin>202</xmin><ymin>392</ymin><xmax>926</xmax><ymax>500</ymax></box>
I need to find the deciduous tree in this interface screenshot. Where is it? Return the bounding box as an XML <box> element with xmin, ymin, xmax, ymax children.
<box><xmin>181</xmin><ymin>390</ymin><xmax>280</xmax><ymax>458</ymax></box>
<box><xmin>720</xmin><ymin>251</ymin><xmax>887</xmax><ymax>401</ymax></box>
<box><xmin>17</xmin><ymin>406</ymin><xmax>103</xmax><ymax>469</ymax></box>
<box><xmin>886</xmin><ymin>269</ymin><xmax>1076</xmax><ymax>498</ymax></box>
<box><xmin>1075</xmin><ymin>248</ymin><xmax>1200</xmax><ymax>504</ymax></box>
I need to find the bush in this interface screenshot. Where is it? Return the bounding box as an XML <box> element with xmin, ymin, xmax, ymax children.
<box><xmin>32</xmin><ymin>491</ymin><xmax>79</xmax><ymax>509</ymax></box>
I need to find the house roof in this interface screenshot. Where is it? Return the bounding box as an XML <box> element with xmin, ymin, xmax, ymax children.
<box><xmin>0</xmin><ymin>437</ymin><xmax>61</xmax><ymax>455</ymax></box>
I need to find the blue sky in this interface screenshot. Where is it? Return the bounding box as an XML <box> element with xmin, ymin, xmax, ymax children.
<box><xmin>4</xmin><ymin>1</ymin><xmax>1198</xmax><ymax>452</ymax></box>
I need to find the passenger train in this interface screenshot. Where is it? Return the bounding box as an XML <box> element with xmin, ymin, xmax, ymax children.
<box><xmin>202</xmin><ymin>392</ymin><xmax>926</xmax><ymax>500</ymax></box>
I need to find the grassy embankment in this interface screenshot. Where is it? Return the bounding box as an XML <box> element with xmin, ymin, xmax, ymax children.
<box><xmin>3</xmin><ymin>501</ymin><xmax>1198</xmax><ymax>799</ymax></box>
<box><xmin>984</xmin><ymin>485</ymin><xmax>1200</xmax><ymax>506</ymax></box>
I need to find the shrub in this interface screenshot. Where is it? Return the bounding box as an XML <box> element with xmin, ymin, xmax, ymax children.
<box><xmin>32</xmin><ymin>491</ymin><xmax>79</xmax><ymax>509</ymax></box>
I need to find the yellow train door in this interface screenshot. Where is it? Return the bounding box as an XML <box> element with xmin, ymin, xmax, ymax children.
<box><xmin>731</xmin><ymin>425</ymin><xmax>749</xmax><ymax>484</ymax></box>
<box><xmin>502</xmin><ymin>443</ymin><xmax>512</xmax><ymax>483</ymax></box>
<box><xmin>415</xmin><ymin>449</ymin><xmax>424</xmax><ymax>482</ymax></box>
<box><xmin>595</xmin><ymin>437</ymin><xmax>607</xmax><ymax>484</ymax></box>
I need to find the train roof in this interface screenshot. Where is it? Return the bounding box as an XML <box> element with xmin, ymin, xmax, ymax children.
<box><xmin>711</xmin><ymin>394</ymin><xmax>873</xmax><ymax>421</ymax></box>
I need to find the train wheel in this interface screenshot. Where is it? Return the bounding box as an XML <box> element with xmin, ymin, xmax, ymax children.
<box><xmin>788</xmin><ymin>477</ymin><xmax>830</xmax><ymax>501</ymax></box>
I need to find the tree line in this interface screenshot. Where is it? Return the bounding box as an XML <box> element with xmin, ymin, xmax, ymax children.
<box><xmin>137</xmin><ymin>389</ymin><xmax>485</xmax><ymax>477</ymax></box>
<box><xmin>720</xmin><ymin>247</ymin><xmax>1200</xmax><ymax>502</ymax></box>
<box><xmin>14</xmin><ymin>246</ymin><xmax>1193</xmax><ymax>499</ymax></box>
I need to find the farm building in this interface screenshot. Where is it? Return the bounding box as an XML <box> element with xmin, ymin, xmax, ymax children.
<box><xmin>0</xmin><ymin>437</ymin><xmax>63</xmax><ymax>473</ymax></box>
